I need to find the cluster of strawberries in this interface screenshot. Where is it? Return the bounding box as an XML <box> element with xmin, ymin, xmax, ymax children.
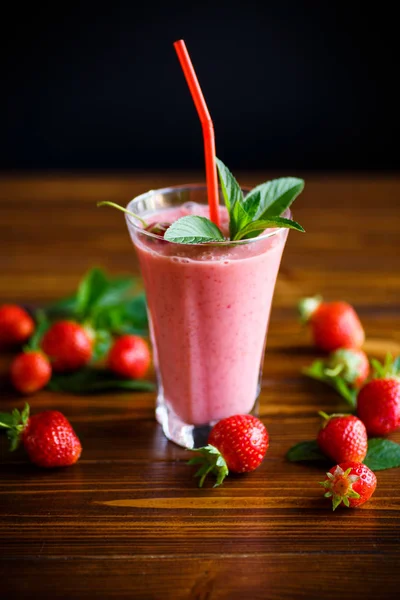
<box><xmin>296</xmin><ymin>296</ymin><xmax>400</xmax><ymax>510</ymax></box>
<box><xmin>0</xmin><ymin>304</ymin><xmax>151</xmax><ymax>394</ymax></box>
<box><xmin>0</xmin><ymin>304</ymin><xmax>151</xmax><ymax>468</ymax></box>
<box><xmin>188</xmin><ymin>296</ymin><xmax>399</xmax><ymax>513</ymax></box>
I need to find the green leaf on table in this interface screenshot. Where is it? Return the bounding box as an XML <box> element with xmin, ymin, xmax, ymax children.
<box><xmin>48</xmin><ymin>368</ymin><xmax>155</xmax><ymax>394</ymax></box>
<box><xmin>215</xmin><ymin>157</ymin><xmax>244</xmax><ymax>212</ymax></box>
<box><xmin>92</xmin><ymin>294</ymin><xmax>148</xmax><ymax>336</ymax></box>
<box><xmin>286</xmin><ymin>440</ymin><xmax>327</xmax><ymax>462</ymax></box>
<box><xmin>364</xmin><ymin>438</ymin><xmax>400</xmax><ymax>471</ymax></box>
<box><xmin>164</xmin><ymin>216</ymin><xmax>225</xmax><ymax>244</ymax></box>
<box><xmin>45</xmin><ymin>295</ymin><xmax>77</xmax><ymax>318</ymax></box>
<box><xmin>234</xmin><ymin>217</ymin><xmax>305</xmax><ymax>241</ymax></box>
<box><xmin>76</xmin><ymin>268</ymin><xmax>110</xmax><ymax>319</ymax></box>
<box><xmin>302</xmin><ymin>360</ymin><xmax>357</xmax><ymax>409</ymax></box>
<box><xmin>245</xmin><ymin>177</ymin><xmax>305</xmax><ymax>220</ymax></box>
<box><xmin>25</xmin><ymin>309</ymin><xmax>50</xmax><ymax>350</ymax></box>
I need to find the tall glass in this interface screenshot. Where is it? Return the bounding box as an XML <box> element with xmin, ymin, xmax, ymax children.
<box><xmin>125</xmin><ymin>185</ymin><xmax>289</xmax><ymax>449</ymax></box>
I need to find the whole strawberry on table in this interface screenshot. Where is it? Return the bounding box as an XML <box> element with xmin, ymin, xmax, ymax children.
<box><xmin>0</xmin><ymin>404</ymin><xmax>81</xmax><ymax>468</ymax></box>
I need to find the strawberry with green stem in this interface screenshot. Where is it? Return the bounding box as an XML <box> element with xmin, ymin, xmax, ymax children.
<box><xmin>0</xmin><ymin>404</ymin><xmax>81</xmax><ymax>468</ymax></box>
<box><xmin>189</xmin><ymin>414</ymin><xmax>269</xmax><ymax>487</ymax></box>
<box><xmin>317</xmin><ymin>412</ymin><xmax>368</xmax><ymax>463</ymax></box>
<box><xmin>298</xmin><ymin>296</ymin><xmax>365</xmax><ymax>352</ymax></box>
<box><xmin>320</xmin><ymin>462</ymin><xmax>377</xmax><ymax>510</ymax></box>
<box><xmin>357</xmin><ymin>354</ymin><xmax>400</xmax><ymax>436</ymax></box>
<box><xmin>303</xmin><ymin>348</ymin><xmax>370</xmax><ymax>408</ymax></box>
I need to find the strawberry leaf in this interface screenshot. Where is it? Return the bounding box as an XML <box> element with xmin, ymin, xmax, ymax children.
<box><xmin>302</xmin><ymin>360</ymin><xmax>357</xmax><ymax>409</ymax></box>
<box><xmin>286</xmin><ymin>440</ymin><xmax>327</xmax><ymax>462</ymax></box>
<box><xmin>188</xmin><ymin>444</ymin><xmax>229</xmax><ymax>487</ymax></box>
<box><xmin>364</xmin><ymin>438</ymin><xmax>400</xmax><ymax>471</ymax></box>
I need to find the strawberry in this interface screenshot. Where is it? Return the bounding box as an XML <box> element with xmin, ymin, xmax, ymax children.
<box><xmin>356</xmin><ymin>355</ymin><xmax>400</xmax><ymax>436</ymax></box>
<box><xmin>0</xmin><ymin>404</ymin><xmax>81</xmax><ymax>468</ymax></box>
<box><xmin>317</xmin><ymin>412</ymin><xmax>368</xmax><ymax>463</ymax></box>
<box><xmin>41</xmin><ymin>320</ymin><xmax>93</xmax><ymax>372</ymax></box>
<box><xmin>320</xmin><ymin>461</ymin><xmax>377</xmax><ymax>510</ymax></box>
<box><xmin>10</xmin><ymin>351</ymin><xmax>52</xmax><ymax>394</ymax></box>
<box><xmin>298</xmin><ymin>295</ymin><xmax>365</xmax><ymax>352</ymax></box>
<box><xmin>326</xmin><ymin>348</ymin><xmax>369</xmax><ymax>388</ymax></box>
<box><xmin>0</xmin><ymin>304</ymin><xmax>35</xmax><ymax>348</ymax></box>
<box><xmin>189</xmin><ymin>414</ymin><xmax>269</xmax><ymax>487</ymax></box>
<box><xmin>108</xmin><ymin>335</ymin><xmax>151</xmax><ymax>379</ymax></box>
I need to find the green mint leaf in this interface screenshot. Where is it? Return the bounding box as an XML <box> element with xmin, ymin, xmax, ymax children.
<box><xmin>229</xmin><ymin>199</ymin><xmax>252</xmax><ymax>239</ymax></box>
<box><xmin>25</xmin><ymin>310</ymin><xmax>50</xmax><ymax>351</ymax></box>
<box><xmin>164</xmin><ymin>216</ymin><xmax>225</xmax><ymax>244</ymax></box>
<box><xmin>94</xmin><ymin>293</ymin><xmax>149</xmax><ymax>336</ymax></box>
<box><xmin>90</xmin><ymin>277</ymin><xmax>134</xmax><ymax>314</ymax></box>
<box><xmin>286</xmin><ymin>440</ymin><xmax>327</xmax><ymax>462</ymax></box>
<box><xmin>48</xmin><ymin>368</ymin><xmax>155</xmax><ymax>394</ymax></box>
<box><xmin>246</xmin><ymin>177</ymin><xmax>304</xmax><ymax>220</ymax></box>
<box><xmin>45</xmin><ymin>295</ymin><xmax>78</xmax><ymax>318</ymax></box>
<box><xmin>364</xmin><ymin>438</ymin><xmax>400</xmax><ymax>471</ymax></box>
<box><xmin>215</xmin><ymin>157</ymin><xmax>243</xmax><ymax>212</ymax></box>
<box><xmin>242</xmin><ymin>189</ymin><xmax>261</xmax><ymax>219</ymax></box>
<box><xmin>234</xmin><ymin>217</ymin><xmax>305</xmax><ymax>241</ymax></box>
<box><xmin>76</xmin><ymin>268</ymin><xmax>110</xmax><ymax>319</ymax></box>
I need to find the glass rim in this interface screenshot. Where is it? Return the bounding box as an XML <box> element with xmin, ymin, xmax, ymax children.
<box><xmin>125</xmin><ymin>183</ymin><xmax>291</xmax><ymax>246</ymax></box>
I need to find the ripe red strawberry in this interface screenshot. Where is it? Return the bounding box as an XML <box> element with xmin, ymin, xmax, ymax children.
<box><xmin>317</xmin><ymin>412</ymin><xmax>368</xmax><ymax>463</ymax></box>
<box><xmin>326</xmin><ymin>348</ymin><xmax>369</xmax><ymax>388</ymax></box>
<box><xmin>189</xmin><ymin>414</ymin><xmax>269</xmax><ymax>487</ymax></box>
<box><xmin>298</xmin><ymin>296</ymin><xmax>365</xmax><ymax>352</ymax></box>
<box><xmin>0</xmin><ymin>304</ymin><xmax>35</xmax><ymax>348</ymax></box>
<box><xmin>10</xmin><ymin>351</ymin><xmax>52</xmax><ymax>394</ymax></box>
<box><xmin>108</xmin><ymin>335</ymin><xmax>151</xmax><ymax>379</ymax></box>
<box><xmin>0</xmin><ymin>404</ymin><xmax>81</xmax><ymax>468</ymax></box>
<box><xmin>320</xmin><ymin>461</ymin><xmax>377</xmax><ymax>510</ymax></box>
<box><xmin>41</xmin><ymin>320</ymin><xmax>93</xmax><ymax>372</ymax></box>
<box><xmin>356</xmin><ymin>355</ymin><xmax>400</xmax><ymax>436</ymax></box>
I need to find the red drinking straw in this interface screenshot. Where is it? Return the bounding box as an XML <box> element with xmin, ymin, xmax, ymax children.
<box><xmin>173</xmin><ymin>39</ymin><xmax>220</xmax><ymax>227</ymax></box>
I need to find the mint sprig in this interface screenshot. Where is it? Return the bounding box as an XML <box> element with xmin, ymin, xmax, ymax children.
<box><xmin>164</xmin><ymin>215</ymin><xmax>225</xmax><ymax>244</ymax></box>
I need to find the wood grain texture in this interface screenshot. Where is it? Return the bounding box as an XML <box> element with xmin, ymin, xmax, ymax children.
<box><xmin>0</xmin><ymin>174</ymin><xmax>399</xmax><ymax>599</ymax></box>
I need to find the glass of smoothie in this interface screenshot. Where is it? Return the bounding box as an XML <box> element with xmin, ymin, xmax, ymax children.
<box><xmin>125</xmin><ymin>184</ymin><xmax>290</xmax><ymax>448</ymax></box>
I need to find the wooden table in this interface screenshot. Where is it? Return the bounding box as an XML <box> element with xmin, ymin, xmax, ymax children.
<box><xmin>0</xmin><ymin>174</ymin><xmax>399</xmax><ymax>599</ymax></box>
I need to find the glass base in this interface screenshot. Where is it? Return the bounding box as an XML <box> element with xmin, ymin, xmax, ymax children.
<box><xmin>156</xmin><ymin>392</ymin><xmax>260</xmax><ymax>449</ymax></box>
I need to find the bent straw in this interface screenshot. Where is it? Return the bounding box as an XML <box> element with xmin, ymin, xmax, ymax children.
<box><xmin>173</xmin><ymin>39</ymin><xmax>220</xmax><ymax>227</ymax></box>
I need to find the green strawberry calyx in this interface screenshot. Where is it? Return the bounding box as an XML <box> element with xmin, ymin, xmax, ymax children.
<box><xmin>319</xmin><ymin>465</ymin><xmax>360</xmax><ymax>511</ymax></box>
<box><xmin>298</xmin><ymin>295</ymin><xmax>323</xmax><ymax>323</ymax></box>
<box><xmin>0</xmin><ymin>403</ymin><xmax>30</xmax><ymax>451</ymax></box>
<box><xmin>325</xmin><ymin>348</ymin><xmax>364</xmax><ymax>385</ymax></box>
<box><xmin>370</xmin><ymin>354</ymin><xmax>400</xmax><ymax>380</ymax></box>
<box><xmin>188</xmin><ymin>444</ymin><xmax>229</xmax><ymax>488</ymax></box>
<box><xmin>318</xmin><ymin>411</ymin><xmax>351</xmax><ymax>429</ymax></box>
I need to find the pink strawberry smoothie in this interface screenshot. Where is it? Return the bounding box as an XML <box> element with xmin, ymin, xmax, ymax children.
<box><xmin>131</xmin><ymin>203</ymin><xmax>288</xmax><ymax>426</ymax></box>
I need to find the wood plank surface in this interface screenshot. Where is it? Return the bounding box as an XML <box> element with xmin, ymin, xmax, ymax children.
<box><xmin>0</xmin><ymin>173</ymin><xmax>399</xmax><ymax>599</ymax></box>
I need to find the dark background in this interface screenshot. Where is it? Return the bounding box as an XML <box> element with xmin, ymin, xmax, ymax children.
<box><xmin>1</xmin><ymin>1</ymin><xmax>399</xmax><ymax>172</ymax></box>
